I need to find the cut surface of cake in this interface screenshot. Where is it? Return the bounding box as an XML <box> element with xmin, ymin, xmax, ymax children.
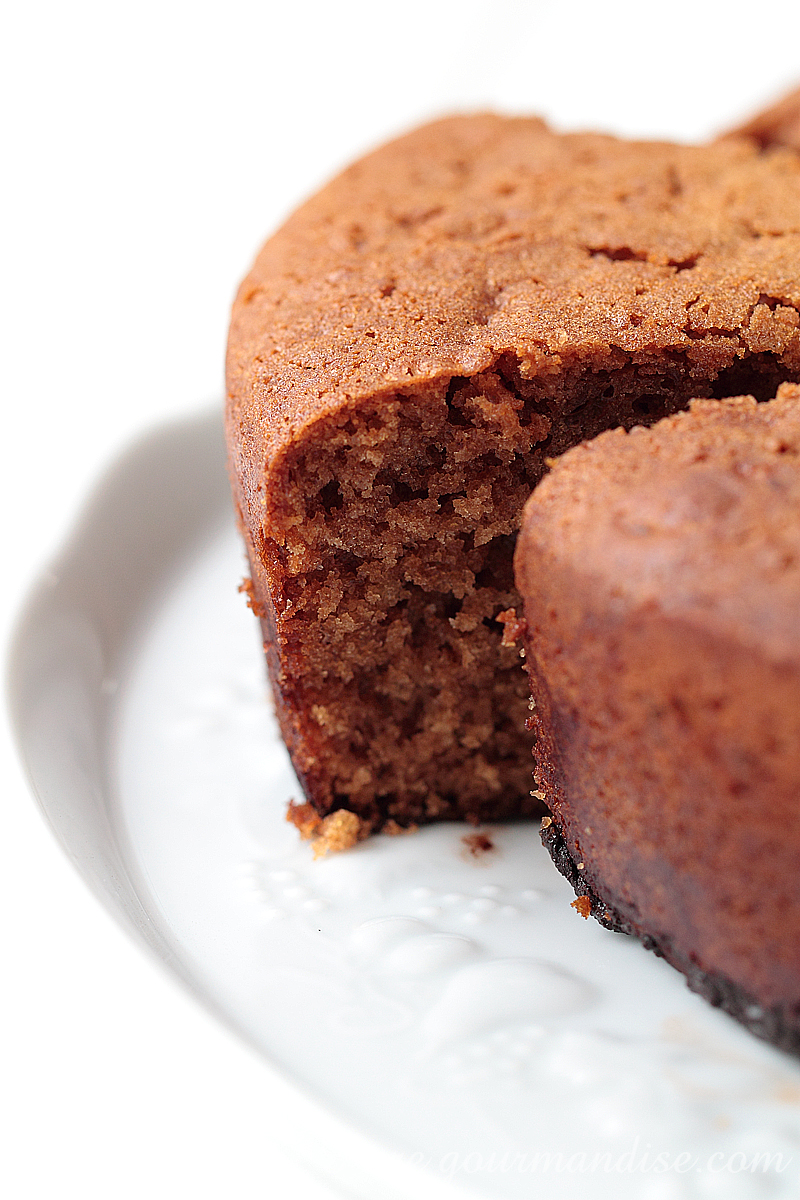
<box><xmin>226</xmin><ymin>114</ymin><xmax>800</xmax><ymax>835</ymax></box>
<box><xmin>515</xmin><ymin>385</ymin><xmax>800</xmax><ymax>1051</ymax></box>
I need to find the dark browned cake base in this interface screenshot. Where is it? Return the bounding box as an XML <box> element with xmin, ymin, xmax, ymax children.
<box><xmin>541</xmin><ymin>819</ymin><xmax>800</xmax><ymax>1055</ymax></box>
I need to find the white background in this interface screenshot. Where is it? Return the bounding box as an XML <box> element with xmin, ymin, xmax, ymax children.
<box><xmin>3</xmin><ymin>1</ymin><xmax>800</xmax><ymax>1196</ymax></box>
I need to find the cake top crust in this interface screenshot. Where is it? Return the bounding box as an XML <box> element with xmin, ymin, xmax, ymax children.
<box><xmin>515</xmin><ymin>383</ymin><xmax>800</xmax><ymax>661</ymax></box>
<box><xmin>227</xmin><ymin>115</ymin><xmax>800</xmax><ymax>489</ymax></box>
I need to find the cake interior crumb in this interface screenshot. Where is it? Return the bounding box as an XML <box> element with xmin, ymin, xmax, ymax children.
<box><xmin>269</xmin><ymin>351</ymin><xmax>795</xmax><ymax>835</ymax></box>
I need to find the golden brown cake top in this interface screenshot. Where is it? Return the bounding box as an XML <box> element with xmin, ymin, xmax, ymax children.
<box><xmin>515</xmin><ymin>384</ymin><xmax>800</xmax><ymax>662</ymax></box>
<box><xmin>227</xmin><ymin>115</ymin><xmax>800</xmax><ymax>482</ymax></box>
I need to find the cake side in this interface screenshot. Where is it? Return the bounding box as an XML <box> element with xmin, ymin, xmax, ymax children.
<box><xmin>226</xmin><ymin>115</ymin><xmax>800</xmax><ymax>830</ymax></box>
<box><xmin>515</xmin><ymin>386</ymin><xmax>800</xmax><ymax>1040</ymax></box>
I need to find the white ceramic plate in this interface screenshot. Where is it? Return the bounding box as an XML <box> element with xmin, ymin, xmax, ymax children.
<box><xmin>10</xmin><ymin>410</ymin><xmax>800</xmax><ymax>1200</ymax></box>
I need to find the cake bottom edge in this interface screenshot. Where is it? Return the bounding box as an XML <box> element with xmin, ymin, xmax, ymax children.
<box><xmin>540</xmin><ymin>817</ymin><xmax>800</xmax><ymax>1057</ymax></box>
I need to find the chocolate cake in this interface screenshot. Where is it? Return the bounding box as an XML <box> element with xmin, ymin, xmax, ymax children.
<box><xmin>226</xmin><ymin>114</ymin><xmax>800</xmax><ymax>837</ymax></box>
<box><xmin>515</xmin><ymin>386</ymin><xmax>800</xmax><ymax>1051</ymax></box>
